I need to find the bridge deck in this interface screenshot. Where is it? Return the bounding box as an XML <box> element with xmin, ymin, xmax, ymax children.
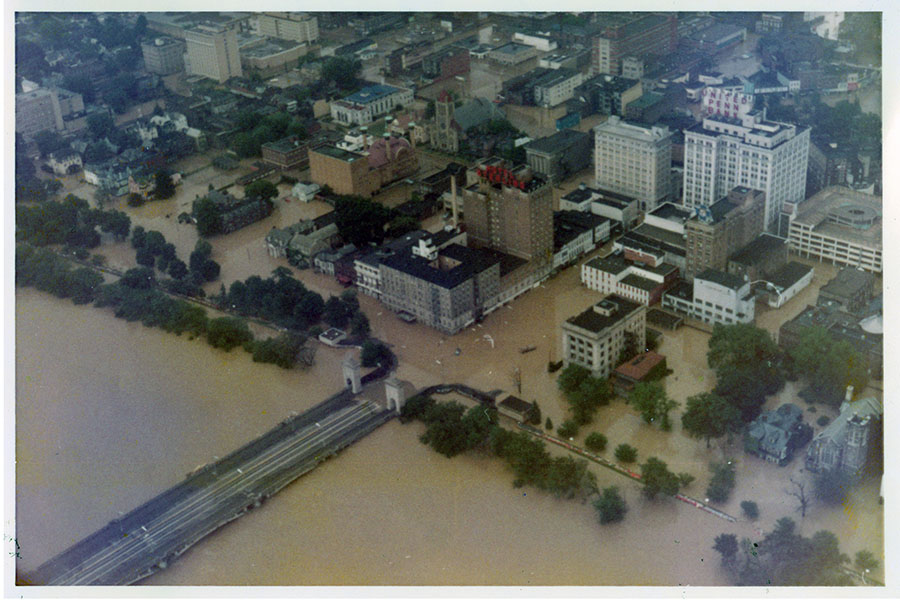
<box><xmin>26</xmin><ymin>393</ymin><xmax>394</xmax><ymax>586</ymax></box>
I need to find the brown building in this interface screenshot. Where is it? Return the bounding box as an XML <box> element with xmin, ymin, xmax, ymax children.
<box><xmin>460</xmin><ymin>157</ymin><xmax>553</xmax><ymax>264</ymax></box>
<box><xmin>684</xmin><ymin>186</ymin><xmax>766</xmax><ymax>281</ymax></box>
<box><xmin>308</xmin><ymin>134</ymin><xmax>418</xmax><ymax>197</ymax></box>
<box><xmin>261</xmin><ymin>135</ymin><xmax>310</xmax><ymax>170</ymax></box>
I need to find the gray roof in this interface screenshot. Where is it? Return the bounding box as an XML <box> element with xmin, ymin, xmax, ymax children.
<box><xmin>453</xmin><ymin>97</ymin><xmax>504</xmax><ymax>132</ymax></box>
<box><xmin>382</xmin><ymin>243</ymin><xmax>500</xmax><ymax>289</ymax></box>
<box><xmin>812</xmin><ymin>397</ymin><xmax>882</xmax><ymax>446</ymax></box>
<box><xmin>729</xmin><ymin>233</ymin><xmax>787</xmax><ymax>265</ymax></box>
<box><xmin>498</xmin><ymin>395</ymin><xmax>533</xmax><ymax>414</ymax></box>
<box><xmin>566</xmin><ymin>296</ymin><xmax>643</xmax><ymax>334</ymax></box>
<box><xmin>696</xmin><ymin>268</ymin><xmax>746</xmax><ymax>290</ymax></box>
<box><xmin>525</xmin><ymin>129</ymin><xmax>590</xmax><ymax>155</ymax></box>
<box><xmin>819</xmin><ymin>267</ymin><xmax>874</xmax><ymax>300</ymax></box>
<box><xmin>767</xmin><ymin>261</ymin><xmax>813</xmax><ymax>289</ymax></box>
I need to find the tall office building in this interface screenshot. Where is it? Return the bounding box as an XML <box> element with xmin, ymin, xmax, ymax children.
<box><xmin>682</xmin><ymin>110</ymin><xmax>809</xmax><ymax>231</ymax></box>
<box><xmin>184</xmin><ymin>26</ymin><xmax>242</xmax><ymax>83</ymax></box>
<box><xmin>594</xmin><ymin>116</ymin><xmax>672</xmax><ymax>212</ymax></box>
<box><xmin>592</xmin><ymin>13</ymin><xmax>677</xmax><ymax>75</ymax></box>
<box><xmin>460</xmin><ymin>158</ymin><xmax>553</xmax><ymax>264</ymax></box>
<box><xmin>257</xmin><ymin>12</ymin><xmax>319</xmax><ymax>44</ymax></box>
<box><xmin>141</xmin><ymin>37</ymin><xmax>186</xmax><ymax>75</ymax></box>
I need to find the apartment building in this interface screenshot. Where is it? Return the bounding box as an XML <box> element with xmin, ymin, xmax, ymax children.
<box><xmin>184</xmin><ymin>26</ymin><xmax>243</xmax><ymax>83</ymax></box>
<box><xmin>561</xmin><ymin>296</ymin><xmax>647</xmax><ymax>379</ymax></box>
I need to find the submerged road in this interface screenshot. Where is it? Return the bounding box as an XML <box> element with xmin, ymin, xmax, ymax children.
<box><xmin>26</xmin><ymin>393</ymin><xmax>394</xmax><ymax>586</ymax></box>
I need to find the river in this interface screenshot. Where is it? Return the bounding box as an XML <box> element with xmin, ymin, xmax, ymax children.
<box><xmin>15</xmin><ymin>246</ymin><xmax>883</xmax><ymax>585</ymax></box>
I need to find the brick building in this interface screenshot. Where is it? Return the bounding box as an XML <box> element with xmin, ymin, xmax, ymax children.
<box><xmin>261</xmin><ymin>136</ymin><xmax>310</xmax><ymax>170</ymax></box>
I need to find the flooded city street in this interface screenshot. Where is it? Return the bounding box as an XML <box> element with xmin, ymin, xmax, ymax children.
<box><xmin>16</xmin><ymin>240</ymin><xmax>883</xmax><ymax>585</ymax></box>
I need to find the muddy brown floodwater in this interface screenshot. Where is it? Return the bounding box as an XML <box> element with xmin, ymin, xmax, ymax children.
<box><xmin>15</xmin><ymin>238</ymin><xmax>883</xmax><ymax>585</ymax></box>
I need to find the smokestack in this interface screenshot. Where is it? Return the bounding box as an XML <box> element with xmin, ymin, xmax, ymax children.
<box><xmin>361</xmin><ymin>126</ymin><xmax>369</xmax><ymax>152</ymax></box>
<box><xmin>450</xmin><ymin>173</ymin><xmax>459</xmax><ymax>228</ymax></box>
<box><xmin>408</xmin><ymin>122</ymin><xmax>416</xmax><ymax>149</ymax></box>
<box><xmin>384</xmin><ymin>133</ymin><xmax>392</xmax><ymax>161</ymax></box>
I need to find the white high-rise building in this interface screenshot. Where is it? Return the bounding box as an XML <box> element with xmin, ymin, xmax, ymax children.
<box><xmin>257</xmin><ymin>12</ymin><xmax>319</xmax><ymax>44</ymax></box>
<box><xmin>184</xmin><ymin>26</ymin><xmax>242</xmax><ymax>83</ymax></box>
<box><xmin>594</xmin><ymin>116</ymin><xmax>672</xmax><ymax>212</ymax></box>
<box><xmin>682</xmin><ymin>110</ymin><xmax>809</xmax><ymax>231</ymax></box>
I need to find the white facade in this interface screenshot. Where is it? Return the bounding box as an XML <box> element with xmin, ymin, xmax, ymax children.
<box><xmin>663</xmin><ymin>271</ymin><xmax>755</xmax><ymax>325</ymax></box>
<box><xmin>683</xmin><ymin>112</ymin><xmax>809</xmax><ymax>231</ymax></box>
<box><xmin>561</xmin><ymin>298</ymin><xmax>647</xmax><ymax>379</ymax></box>
<box><xmin>330</xmin><ymin>86</ymin><xmax>414</xmax><ymax>126</ymax></box>
<box><xmin>804</xmin><ymin>12</ymin><xmax>844</xmax><ymax>40</ymax></box>
<box><xmin>553</xmin><ymin>228</ymin><xmax>594</xmax><ymax>269</ymax></box>
<box><xmin>513</xmin><ymin>32</ymin><xmax>557</xmax><ymax>52</ymax></box>
<box><xmin>185</xmin><ymin>26</ymin><xmax>242</xmax><ymax>83</ymax></box>
<box><xmin>765</xmin><ymin>268</ymin><xmax>814</xmax><ymax>308</ymax></box>
<box><xmin>534</xmin><ymin>71</ymin><xmax>585</xmax><ymax>108</ymax></box>
<box><xmin>291</xmin><ymin>182</ymin><xmax>320</xmax><ymax>202</ymax></box>
<box><xmin>594</xmin><ymin>116</ymin><xmax>671</xmax><ymax>212</ymax></box>
<box><xmin>257</xmin><ymin>12</ymin><xmax>319</xmax><ymax>43</ymax></box>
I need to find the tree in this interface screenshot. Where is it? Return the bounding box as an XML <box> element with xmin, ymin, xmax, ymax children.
<box><xmin>153</xmin><ymin>170</ymin><xmax>176</xmax><ymax>200</ymax></box>
<box><xmin>594</xmin><ymin>486</ymin><xmax>627</xmax><ymax>524</ymax></box>
<box><xmin>194</xmin><ymin>197</ymin><xmax>222</xmax><ymax>237</ymax></box>
<box><xmin>386</xmin><ymin>215</ymin><xmax>420</xmax><ymax>238</ymax></box>
<box><xmin>854</xmin><ymin>550</ymin><xmax>879</xmax><ymax>574</ymax></box>
<box><xmin>136</xmin><ymin>246</ymin><xmax>156</xmax><ymax>267</ymax></box>
<box><xmin>585</xmin><ymin>432</ymin><xmax>607</xmax><ymax>453</ymax></box>
<box><xmin>323</xmin><ymin>295</ymin><xmax>353</xmax><ymax>328</ymax></box>
<box><xmin>120</xmin><ymin>267</ymin><xmax>155</xmax><ymax>290</ymax></box>
<box><xmin>361</xmin><ymin>340</ymin><xmax>391</xmax><ymax>368</ymax></box>
<box><xmin>33</xmin><ymin>130</ymin><xmax>68</xmax><ymax>157</ymax></box>
<box><xmin>131</xmin><ymin>226</ymin><xmax>147</xmax><ymax>249</ymax></box>
<box><xmin>628</xmin><ymin>381</ymin><xmax>675</xmax><ymax>428</ymax></box>
<box><xmin>681</xmin><ymin>392</ymin><xmax>742</xmax><ymax>448</ymax></box>
<box><xmin>206</xmin><ymin>317</ymin><xmax>253</xmax><ymax>351</ymax></box>
<box><xmin>706</xmin><ymin>462</ymin><xmax>736</xmax><ymax>503</ymax></box>
<box><xmin>524</xmin><ymin>401</ymin><xmax>541</xmax><ymax>426</ymax></box>
<box><xmin>713</xmin><ymin>533</ymin><xmax>739</xmax><ymax>567</ymax></box>
<box><xmin>787</xmin><ymin>474</ymin><xmax>812</xmax><ymax>518</ymax></box>
<box><xmin>246</xmin><ymin>332</ymin><xmax>305</xmax><ymax>369</ymax></box>
<box><xmin>321</xmin><ymin>56</ymin><xmax>362</xmax><ymax>89</ymax></box>
<box><xmin>545</xmin><ymin>417</ymin><xmax>553</xmax><ymax>431</ymax></box>
<box><xmin>640</xmin><ymin>457</ymin><xmax>680</xmax><ymax>499</ymax></box>
<box><xmin>741</xmin><ymin>500</ymin><xmax>759</xmax><ymax>520</ymax></box>
<box><xmin>168</xmin><ymin>258</ymin><xmax>188</xmax><ymax>280</ymax></box>
<box><xmin>244</xmin><ymin>179</ymin><xmax>278</xmax><ymax>202</ymax></box>
<box><xmin>294</xmin><ymin>292</ymin><xmax>325</xmax><ymax>328</ymax></box>
<box><xmin>707</xmin><ymin>323</ymin><xmax>782</xmax><ymax>379</ymax></box>
<box><xmin>557</xmin><ymin>363</ymin><xmax>590</xmax><ymax>394</ymax></box>
<box><xmin>713</xmin><ymin>367</ymin><xmax>771</xmax><ymax>423</ymax></box>
<box><xmin>333</xmin><ymin>196</ymin><xmax>393</xmax><ymax>247</ymax></box>
<box><xmin>557</xmin><ymin>419</ymin><xmax>579</xmax><ymax>439</ymax></box>
<box><xmin>614</xmin><ymin>444</ymin><xmax>637</xmax><ymax>463</ymax></box>
<box><xmin>349</xmin><ymin>311</ymin><xmax>371</xmax><ymax>338</ymax></box>
<box><xmin>143</xmin><ymin>231</ymin><xmax>166</xmax><ymax>256</ymax></box>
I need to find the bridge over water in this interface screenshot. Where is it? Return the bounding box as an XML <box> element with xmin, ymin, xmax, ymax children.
<box><xmin>25</xmin><ymin>354</ymin><xmax>400</xmax><ymax>586</ymax></box>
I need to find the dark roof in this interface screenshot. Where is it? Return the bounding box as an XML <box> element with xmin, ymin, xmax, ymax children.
<box><xmin>665</xmin><ymin>279</ymin><xmax>694</xmax><ymax>302</ymax></box>
<box><xmin>697</xmin><ymin>268</ymin><xmax>746</xmax><ymax>290</ymax></box>
<box><xmin>525</xmin><ymin>129</ymin><xmax>590</xmax><ymax>155</ymax></box>
<box><xmin>650</xmin><ymin>202</ymin><xmax>692</xmax><ymax>221</ymax></box>
<box><xmin>556</xmin><ymin>210</ymin><xmax>609</xmax><ymax>230</ymax></box>
<box><xmin>566</xmin><ymin>296</ymin><xmax>643</xmax><ymax>334</ymax></box>
<box><xmin>767</xmin><ymin>261</ymin><xmax>813</xmax><ymax>289</ymax></box>
<box><xmin>498</xmin><ymin>395</ymin><xmax>533</xmax><ymax>414</ymax></box>
<box><xmin>729</xmin><ymin>233</ymin><xmax>787</xmax><ymax>265</ymax></box>
<box><xmin>382</xmin><ymin>243</ymin><xmax>500</xmax><ymax>289</ymax></box>
<box><xmin>621</xmin><ymin>273</ymin><xmax>662</xmax><ymax>292</ymax></box>
<box><xmin>819</xmin><ymin>267</ymin><xmax>873</xmax><ymax>300</ymax></box>
<box><xmin>585</xmin><ymin>253</ymin><xmax>630</xmax><ymax>275</ymax></box>
<box><xmin>631</xmin><ymin>223</ymin><xmax>687</xmax><ymax>250</ymax></box>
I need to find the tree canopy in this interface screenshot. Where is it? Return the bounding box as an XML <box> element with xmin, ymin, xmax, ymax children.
<box><xmin>681</xmin><ymin>392</ymin><xmax>742</xmax><ymax>448</ymax></box>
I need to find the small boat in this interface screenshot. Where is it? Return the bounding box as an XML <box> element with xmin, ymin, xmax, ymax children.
<box><xmin>519</xmin><ymin>346</ymin><xmax>536</xmax><ymax>354</ymax></box>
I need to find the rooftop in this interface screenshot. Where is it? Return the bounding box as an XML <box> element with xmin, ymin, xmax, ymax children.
<box><xmin>382</xmin><ymin>243</ymin><xmax>501</xmax><ymax>289</ymax></box>
<box><xmin>491</xmin><ymin>42</ymin><xmax>534</xmax><ymax>56</ymax></box>
<box><xmin>767</xmin><ymin>261</ymin><xmax>813</xmax><ymax>289</ymax></box>
<box><xmin>240</xmin><ymin>38</ymin><xmax>304</xmax><ymax>58</ymax></box>
<box><xmin>665</xmin><ymin>279</ymin><xmax>694</xmax><ymax>302</ymax></box>
<box><xmin>312</xmin><ymin>145</ymin><xmax>365</xmax><ymax>163</ymax></box>
<box><xmin>729</xmin><ymin>233</ymin><xmax>787</xmax><ymax>265</ymax></box>
<box><xmin>621</xmin><ymin>273</ymin><xmax>663</xmax><ymax>292</ymax></box>
<box><xmin>696</xmin><ymin>268</ymin><xmax>747</xmax><ymax>291</ymax></box>
<box><xmin>498</xmin><ymin>395</ymin><xmax>534</xmax><ymax>414</ymax></box>
<box><xmin>793</xmin><ymin>187</ymin><xmax>882</xmax><ymax>247</ymax></box>
<box><xmin>525</xmin><ymin>129</ymin><xmax>590</xmax><ymax>155</ymax></box>
<box><xmin>615</xmin><ymin>351</ymin><xmax>666</xmax><ymax>381</ymax></box>
<box><xmin>631</xmin><ymin>223</ymin><xmax>687</xmax><ymax>250</ymax></box>
<box><xmin>566</xmin><ymin>296</ymin><xmax>643</xmax><ymax>334</ymax></box>
<box><xmin>262</xmin><ymin>136</ymin><xmax>307</xmax><ymax>153</ymax></box>
<box><xmin>344</xmin><ymin>84</ymin><xmax>405</xmax><ymax>105</ymax></box>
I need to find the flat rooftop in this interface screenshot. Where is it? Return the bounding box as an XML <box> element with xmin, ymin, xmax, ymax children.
<box><xmin>792</xmin><ymin>186</ymin><xmax>882</xmax><ymax>247</ymax></box>
<box><xmin>312</xmin><ymin>145</ymin><xmax>364</xmax><ymax>162</ymax></box>
<box><xmin>566</xmin><ymin>296</ymin><xmax>643</xmax><ymax>334</ymax></box>
<box><xmin>729</xmin><ymin>233</ymin><xmax>787</xmax><ymax>265</ymax></box>
<box><xmin>344</xmin><ymin>84</ymin><xmax>404</xmax><ymax>105</ymax></box>
<box><xmin>632</xmin><ymin>223</ymin><xmax>687</xmax><ymax>249</ymax></box>
<box><xmin>767</xmin><ymin>261</ymin><xmax>813</xmax><ymax>289</ymax></box>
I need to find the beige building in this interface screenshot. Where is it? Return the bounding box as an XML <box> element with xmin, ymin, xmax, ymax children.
<box><xmin>561</xmin><ymin>296</ymin><xmax>646</xmax><ymax>379</ymax></box>
<box><xmin>257</xmin><ymin>12</ymin><xmax>319</xmax><ymax>44</ymax></box>
<box><xmin>309</xmin><ymin>135</ymin><xmax>418</xmax><ymax>197</ymax></box>
<box><xmin>240</xmin><ymin>38</ymin><xmax>308</xmax><ymax>77</ymax></box>
<box><xmin>684</xmin><ymin>186</ymin><xmax>766</xmax><ymax>281</ymax></box>
<box><xmin>16</xmin><ymin>88</ymin><xmax>63</xmax><ymax>139</ymax></box>
<box><xmin>185</xmin><ymin>26</ymin><xmax>242</xmax><ymax>83</ymax></box>
<box><xmin>594</xmin><ymin>116</ymin><xmax>672</xmax><ymax>212</ymax></box>
<box><xmin>460</xmin><ymin>157</ymin><xmax>553</xmax><ymax>264</ymax></box>
<box><xmin>141</xmin><ymin>37</ymin><xmax>186</xmax><ymax>75</ymax></box>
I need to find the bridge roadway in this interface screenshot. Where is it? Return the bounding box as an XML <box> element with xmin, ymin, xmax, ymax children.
<box><xmin>26</xmin><ymin>393</ymin><xmax>394</xmax><ymax>586</ymax></box>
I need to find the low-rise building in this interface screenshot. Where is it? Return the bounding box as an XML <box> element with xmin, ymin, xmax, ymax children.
<box><xmin>330</xmin><ymin>85</ymin><xmax>414</xmax><ymax>126</ymax></box>
<box><xmin>613</xmin><ymin>351</ymin><xmax>667</xmax><ymax>395</ymax></box>
<box><xmin>572</xmin><ymin>74</ymin><xmax>642</xmax><ymax>116</ymax></box>
<box><xmin>497</xmin><ymin>395</ymin><xmax>535</xmax><ymax>422</ymax></box>
<box><xmin>727</xmin><ymin>233</ymin><xmax>790</xmax><ymax>282</ymax></box>
<box><xmin>524</xmin><ymin>129</ymin><xmax>592</xmax><ymax>184</ymax></box>
<box><xmin>291</xmin><ymin>181</ymin><xmax>320</xmax><ymax>203</ymax></box>
<box><xmin>785</xmin><ymin>186</ymin><xmax>882</xmax><ymax>273</ymax></box>
<box><xmin>309</xmin><ymin>135</ymin><xmax>418</xmax><ymax>197</ymax></box>
<box><xmin>816</xmin><ymin>267</ymin><xmax>875</xmax><ymax>315</ymax></box>
<box><xmin>261</xmin><ymin>135</ymin><xmax>309</xmax><ymax>170</ymax></box>
<box><xmin>745</xmin><ymin>403</ymin><xmax>813</xmax><ymax>466</ymax></box>
<box><xmin>582</xmin><ymin>252</ymin><xmax>678</xmax><ymax>306</ymax></box>
<box><xmin>756</xmin><ymin>261</ymin><xmax>814</xmax><ymax>308</ymax></box>
<box><xmin>487</xmin><ymin>42</ymin><xmax>539</xmax><ymax>66</ymax></box>
<box><xmin>553</xmin><ymin>211</ymin><xmax>610</xmax><ymax>270</ymax></box>
<box><xmin>558</xmin><ymin>183</ymin><xmax>640</xmax><ymax>233</ymax></box>
<box><xmin>806</xmin><ymin>396</ymin><xmax>883</xmax><ymax>474</ymax></box>
<box><xmin>561</xmin><ymin>295</ymin><xmax>646</xmax><ymax>379</ymax></box>
<box><xmin>662</xmin><ymin>268</ymin><xmax>755</xmax><ymax>326</ymax></box>
<box><xmin>46</xmin><ymin>151</ymin><xmax>83</xmax><ymax>176</ymax></box>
